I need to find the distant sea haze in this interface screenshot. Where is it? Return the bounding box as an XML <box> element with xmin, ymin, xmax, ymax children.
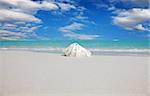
<box><xmin>0</xmin><ymin>40</ymin><xmax>149</xmax><ymax>56</ymax></box>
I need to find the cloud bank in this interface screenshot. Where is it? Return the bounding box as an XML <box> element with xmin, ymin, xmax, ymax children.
<box><xmin>113</xmin><ymin>8</ymin><xmax>150</xmax><ymax>31</ymax></box>
<box><xmin>0</xmin><ymin>0</ymin><xmax>77</xmax><ymax>40</ymax></box>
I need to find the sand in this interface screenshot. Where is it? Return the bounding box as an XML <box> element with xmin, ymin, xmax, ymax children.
<box><xmin>0</xmin><ymin>50</ymin><xmax>149</xmax><ymax>96</ymax></box>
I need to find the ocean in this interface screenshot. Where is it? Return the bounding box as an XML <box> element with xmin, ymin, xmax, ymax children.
<box><xmin>0</xmin><ymin>40</ymin><xmax>149</xmax><ymax>56</ymax></box>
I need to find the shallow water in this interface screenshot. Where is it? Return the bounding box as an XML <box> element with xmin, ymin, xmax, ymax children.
<box><xmin>0</xmin><ymin>40</ymin><xmax>149</xmax><ymax>56</ymax></box>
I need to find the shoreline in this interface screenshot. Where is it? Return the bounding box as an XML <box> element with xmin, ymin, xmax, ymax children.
<box><xmin>0</xmin><ymin>47</ymin><xmax>149</xmax><ymax>56</ymax></box>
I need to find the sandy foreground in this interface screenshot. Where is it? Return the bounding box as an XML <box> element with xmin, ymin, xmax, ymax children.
<box><xmin>0</xmin><ymin>50</ymin><xmax>150</xmax><ymax>96</ymax></box>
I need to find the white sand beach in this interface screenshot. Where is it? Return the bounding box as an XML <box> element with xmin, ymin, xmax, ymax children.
<box><xmin>0</xmin><ymin>50</ymin><xmax>149</xmax><ymax>96</ymax></box>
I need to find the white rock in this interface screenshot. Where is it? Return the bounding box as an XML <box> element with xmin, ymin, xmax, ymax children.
<box><xmin>64</xmin><ymin>43</ymin><xmax>91</xmax><ymax>57</ymax></box>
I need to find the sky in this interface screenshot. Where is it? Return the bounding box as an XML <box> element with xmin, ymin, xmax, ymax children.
<box><xmin>0</xmin><ymin>0</ymin><xmax>150</xmax><ymax>40</ymax></box>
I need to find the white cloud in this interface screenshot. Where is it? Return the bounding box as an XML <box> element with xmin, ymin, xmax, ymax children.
<box><xmin>58</xmin><ymin>3</ymin><xmax>76</xmax><ymax>11</ymax></box>
<box><xmin>15</xmin><ymin>0</ymin><xmax>41</xmax><ymax>14</ymax></box>
<box><xmin>0</xmin><ymin>0</ymin><xmax>77</xmax><ymax>40</ymax></box>
<box><xmin>64</xmin><ymin>33</ymin><xmax>99</xmax><ymax>40</ymax></box>
<box><xmin>113</xmin><ymin>8</ymin><xmax>150</xmax><ymax>31</ymax></box>
<box><xmin>16</xmin><ymin>25</ymin><xmax>41</xmax><ymax>33</ymax></box>
<box><xmin>0</xmin><ymin>0</ymin><xmax>16</xmax><ymax>9</ymax></box>
<box><xmin>0</xmin><ymin>30</ymin><xmax>25</xmax><ymax>40</ymax></box>
<box><xmin>25</xmin><ymin>26</ymin><xmax>41</xmax><ymax>33</ymax></box>
<box><xmin>0</xmin><ymin>22</ymin><xmax>41</xmax><ymax>33</ymax></box>
<box><xmin>77</xmin><ymin>34</ymin><xmax>99</xmax><ymax>40</ymax></box>
<box><xmin>73</xmin><ymin>15</ymin><xmax>95</xmax><ymax>24</ymax></box>
<box><xmin>0</xmin><ymin>9</ymin><xmax>41</xmax><ymax>23</ymax></box>
<box><xmin>0</xmin><ymin>0</ymin><xmax>93</xmax><ymax>40</ymax></box>
<box><xmin>59</xmin><ymin>22</ymin><xmax>99</xmax><ymax>40</ymax></box>
<box><xmin>59</xmin><ymin>22</ymin><xmax>84</xmax><ymax>32</ymax></box>
<box><xmin>75</xmin><ymin>15</ymin><xmax>88</xmax><ymax>20</ymax></box>
<box><xmin>42</xmin><ymin>1</ymin><xmax>58</xmax><ymax>11</ymax></box>
<box><xmin>0</xmin><ymin>0</ymin><xmax>59</xmax><ymax>23</ymax></box>
<box><xmin>134</xmin><ymin>24</ymin><xmax>150</xmax><ymax>31</ymax></box>
<box><xmin>0</xmin><ymin>23</ymin><xmax>17</xmax><ymax>30</ymax></box>
<box><xmin>0</xmin><ymin>0</ymin><xmax>59</xmax><ymax>13</ymax></box>
<box><xmin>108</xmin><ymin>6</ymin><xmax>116</xmax><ymax>11</ymax></box>
<box><xmin>70</xmin><ymin>10</ymin><xmax>96</xmax><ymax>25</ymax></box>
<box><xmin>0</xmin><ymin>30</ymin><xmax>24</xmax><ymax>36</ymax></box>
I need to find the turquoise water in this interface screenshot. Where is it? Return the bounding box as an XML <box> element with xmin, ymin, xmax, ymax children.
<box><xmin>0</xmin><ymin>40</ymin><xmax>149</xmax><ymax>49</ymax></box>
<box><xmin>0</xmin><ymin>40</ymin><xmax>149</xmax><ymax>56</ymax></box>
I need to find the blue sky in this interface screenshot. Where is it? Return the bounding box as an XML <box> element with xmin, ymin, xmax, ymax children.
<box><xmin>0</xmin><ymin>0</ymin><xmax>150</xmax><ymax>40</ymax></box>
